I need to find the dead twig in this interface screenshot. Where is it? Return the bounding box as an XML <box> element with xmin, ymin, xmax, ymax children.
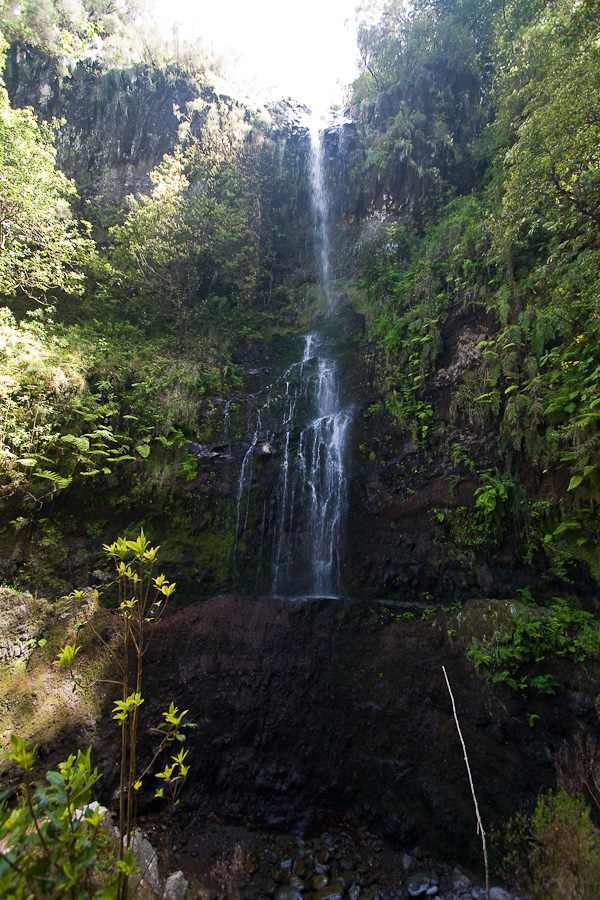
<box><xmin>442</xmin><ymin>665</ymin><xmax>489</xmax><ymax>899</ymax></box>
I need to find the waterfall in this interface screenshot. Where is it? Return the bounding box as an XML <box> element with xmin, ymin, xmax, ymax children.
<box><xmin>308</xmin><ymin>116</ymin><xmax>333</xmax><ymax>307</ymax></box>
<box><xmin>271</xmin><ymin>114</ymin><xmax>350</xmax><ymax>597</ymax></box>
<box><xmin>232</xmin><ymin>113</ymin><xmax>351</xmax><ymax>599</ymax></box>
<box><xmin>233</xmin><ymin>410</ymin><xmax>261</xmax><ymax>569</ymax></box>
<box><xmin>271</xmin><ymin>333</ymin><xmax>350</xmax><ymax>598</ymax></box>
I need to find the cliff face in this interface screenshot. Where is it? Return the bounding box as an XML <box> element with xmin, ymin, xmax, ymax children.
<box><xmin>4</xmin><ymin>46</ymin><xmax>306</xmax><ymax>222</ymax></box>
<box><xmin>6</xmin><ymin>46</ymin><xmax>198</xmax><ymax>209</ymax></box>
<box><xmin>2</xmin><ymin>31</ymin><xmax>600</xmax><ymax>877</ymax></box>
<box><xmin>89</xmin><ymin>592</ymin><xmax>596</xmax><ymax>864</ymax></box>
<box><xmin>2</xmin><ymin>39</ymin><xmax>584</xmax><ymax>607</ymax></box>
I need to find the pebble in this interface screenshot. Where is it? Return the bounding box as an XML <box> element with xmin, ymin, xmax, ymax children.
<box><xmin>406</xmin><ymin>872</ymin><xmax>434</xmax><ymax>897</ymax></box>
<box><xmin>489</xmin><ymin>889</ymin><xmax>512</xmax><ymax>900</ymax></box>
<box><xmin>274</xmin><ymin>887</ymin><xmax>303</xmax><ymax>900</ymax></box>
<box><xmin>171</xmin><ymin>822</ymin><xmax>522</xmax><ymax>900</ymax></box>
<box><xmin>313</xmin><ymin>886</ymin><xmax>344</xmax><ymax>900</ymax></box>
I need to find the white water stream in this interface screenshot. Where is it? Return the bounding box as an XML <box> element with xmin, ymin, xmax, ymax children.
<box><xmin>233</xmin><ymin>114</ymin><xmax>351</xmax><ymax>598</ymax></box>
<box><xmin>271</xmin><ymin>333</ymin><xmax>350</xmax><ymax>598</ymax></box>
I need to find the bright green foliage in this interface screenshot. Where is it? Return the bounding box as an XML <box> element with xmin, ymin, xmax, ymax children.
<box><xmin>52</xmin><ymin>533</ymin><xmax>194</xmax><ymax>900</ymax></box>
<box><xmin>495</xmin><ymin>0</ymin><xmax>600</xmax><ymax>243</ymax></box>
<box><xmin>0</xmin><ymin>308</ymin><xmax>165</xmax><ymax>498</ymax></box>
<box><xmin>110</xmin><ymin>153</ymin><xmax>195</xmax><ymax>341</ymax></box>
<box><xmin>353</xmin><ymin>0</ymin><xmax>600</xmax><ymax>586</ymax></box>
<box><xmin>0</xmin><ymin>737</ymin><xmax>121</xmax><ymax>899</ymax></box>
<box><xmin>0</xmin><ymin>0</ymin><xmax>155</xmax><ymax>67</ymax></box>
<box><xmin>112</xmin><ymin>691</ymin><xmax>144</xmax><ymax>723</ymax></box>
<box><xmin>467</xmin><ymin>597</ymin><xmax>600</xmax><ymax>691</ymax></box>
<box><xmin>96</xmin><ymin>531</ymin><xmax>193</xmax><ymax>897</ymax></box>
<box><xmin>500</xmin><ymin>788</ymin><xmax>600</xmax><ymax>900</ymax></box>
<box><xmin>474</xmin><ymin>472</ymin><xmax>514</xmax><ymax>516</ymax></box>
<box><xmin>110</xmin><ymin>131</ymin><xmax>271</xmax><ymax>341</ymax></box>
<box><xmin>0</xmin><ymin>306</ymin><xmax>85</xmax><ymax>490</ymax></box>
<box><xmin>0</xmin><ymin>35</ymin><xmax>93</xmax><ymax>301</ymax></box>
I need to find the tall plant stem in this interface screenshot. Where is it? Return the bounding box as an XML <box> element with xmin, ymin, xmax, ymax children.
<box><xmin>442</xmin><ymin>665</ymin><xmax>489</xmax><ymax>900</ymax></box>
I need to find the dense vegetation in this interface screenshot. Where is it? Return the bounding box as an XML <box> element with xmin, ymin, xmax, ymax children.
<box><xmin>0</xmin><ymin>0</ymin><xmax>320</xmax><ymax>595</ymax></box>
<box><xmin>2</xmin><ymin>0</ymin><xmax>598</xmax><ymax>600</ymax></box>
<box><xmin>2</xmin><ymin>0</ymin><xmax>600</xmax><ymax>894</ymax></box>
<box><xmin>349</xmin><ymin>0</ymin><xmax>600</xmax><ymax>590</ymax></box>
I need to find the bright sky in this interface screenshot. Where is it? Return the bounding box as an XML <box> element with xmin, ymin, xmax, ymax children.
<box><xmin>151</xmin><ymin>0</ymin><xmax>361</xmax><ymax>111</ymax></box>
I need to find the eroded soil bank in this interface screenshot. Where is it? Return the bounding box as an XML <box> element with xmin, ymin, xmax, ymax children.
<box><xmin>88</xmin><ymin>594</ymin><xmax>600</xmax><ymax>872</ymax></box>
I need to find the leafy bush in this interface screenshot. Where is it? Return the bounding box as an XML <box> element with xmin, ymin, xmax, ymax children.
<box><xmin>500</xmin><ymin>789</ymin><xmax>600</xmax><ymax>900</ymax></box>
<box><xmin>0</xmin><ymin>737</ymin><xmax>126</xmax><ymax>899</ymax></box>
<box><xmin>0</xmin><ymin>533</ymin><xmax>195</xmax><ymax>900</ymax></box>
<box><xmin>467</xmin><ymin>597</ymin><xmax>600</xmax><ymax>691</ymax></box>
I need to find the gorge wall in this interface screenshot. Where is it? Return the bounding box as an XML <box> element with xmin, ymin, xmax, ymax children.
<box><xmin>2</xmin><ymin>38</ymin><xmax>595</xmax><ymax>605</ymax></box>
<box><xmin>2</xmin><ymin>3</ymin><xmax>600</xmax><ymax>876</ymax></box>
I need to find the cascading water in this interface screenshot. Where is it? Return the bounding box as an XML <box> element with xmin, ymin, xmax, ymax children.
<box><xmin>308</xmin><ymin>116</ymin><xmax>333</xmax><ymax>306</ymax></box>
<box><xmin>271</xmin><ymin>333</ymin><xmax>350</xmax><ymax>598</ymax></box>
<box><xmin>232</xmin><ymin>113</ymin><xmax>351</xmax><ymax>599</ymax></box>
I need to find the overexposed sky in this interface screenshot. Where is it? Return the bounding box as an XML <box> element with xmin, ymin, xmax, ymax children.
<box><xmin>151</xmin><ymin>0</ymin><xmax>361</xmax><ymax>111</ymax></box>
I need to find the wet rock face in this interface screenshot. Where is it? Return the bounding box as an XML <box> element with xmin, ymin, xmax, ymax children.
<box><xmin>341</xmin><ymin>302</ymin><xmax>592</xmax><ymax>605</ymax></box>
<box><xmin>117</xmin><ymin>596</ymin><xmax>599</xmax><ymax>868</ymax></box>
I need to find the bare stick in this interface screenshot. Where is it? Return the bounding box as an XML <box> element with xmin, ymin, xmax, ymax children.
<box><xmin>442</xmin><ymin>665</ymin><xmax>490</xmax><ymax>900</ymax></box>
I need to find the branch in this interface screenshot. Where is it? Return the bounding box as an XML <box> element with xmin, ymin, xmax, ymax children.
<box><xmin>442</xmin><ymin>665</ymin><xmax>489</xmax><ymax>899</ymax></box>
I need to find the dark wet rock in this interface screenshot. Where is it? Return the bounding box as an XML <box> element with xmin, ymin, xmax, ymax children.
<box><xmin>450</xmin><ymin>870</ymin><xmax>471</xmax><ymax>892</ymax></box>
<box><xmin>80</xmin><ymin>593</ymin><xmax>594</xmax><ymax>888</ymax></box>
<box><xmin>275</xmin><ymin>887</ymin><xmax>303</xmax><ymax>900</ymax></box>
<box><xmin>313</xmin><ymin>886</ymin><xmax>344</xmax><ymax>900</ymax></box>
<box><xmin>153</xmin><ymin>820</ymin><xmax>521</xmax><ymax>900</ymax></box>
<box><xmin>567</xmin><ymin>691</ymin><xmax>595</xmax><ymax>716</ymax></box>
<box><xmin>340</xmin><ymin>869</ymin><xmax>355</xmax><ymax>887</ymax></box>
<box><xmin>433</xmin><ymin>327</ymin><xmax>487</xmax><ymax>387</ymax></box>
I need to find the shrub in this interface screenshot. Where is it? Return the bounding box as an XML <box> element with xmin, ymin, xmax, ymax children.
<box><xmin>0</xmin><ymin>737</ymin><xmax>126</xmax><ymax>899</ymax></box>
<box><xmin>500</xmin><ymin>789</ymin><xmax>600</xmax><ymax>900</ymax></box>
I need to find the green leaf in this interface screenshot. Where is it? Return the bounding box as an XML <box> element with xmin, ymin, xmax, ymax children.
<box><xmin>568</xmin><ymin>474</ymin><xmax>583</xmax><ymax>491</ymax></box>
<box><xmin>61</xmin><ymin>434</ymin><xmax>90</xmax><ymax>453</ymax></box>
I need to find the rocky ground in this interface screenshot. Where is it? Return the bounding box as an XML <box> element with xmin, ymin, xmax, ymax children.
<box><xmin>144</xmin><ymin>818</ymin><xmax>524</xmax><ymax>900</ymax></box>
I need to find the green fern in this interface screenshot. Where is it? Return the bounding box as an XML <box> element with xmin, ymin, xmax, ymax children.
<box><xmin>61</xmin><ymin>434</ymin><xmax>90</xmax><ymax>453</ymax></box>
